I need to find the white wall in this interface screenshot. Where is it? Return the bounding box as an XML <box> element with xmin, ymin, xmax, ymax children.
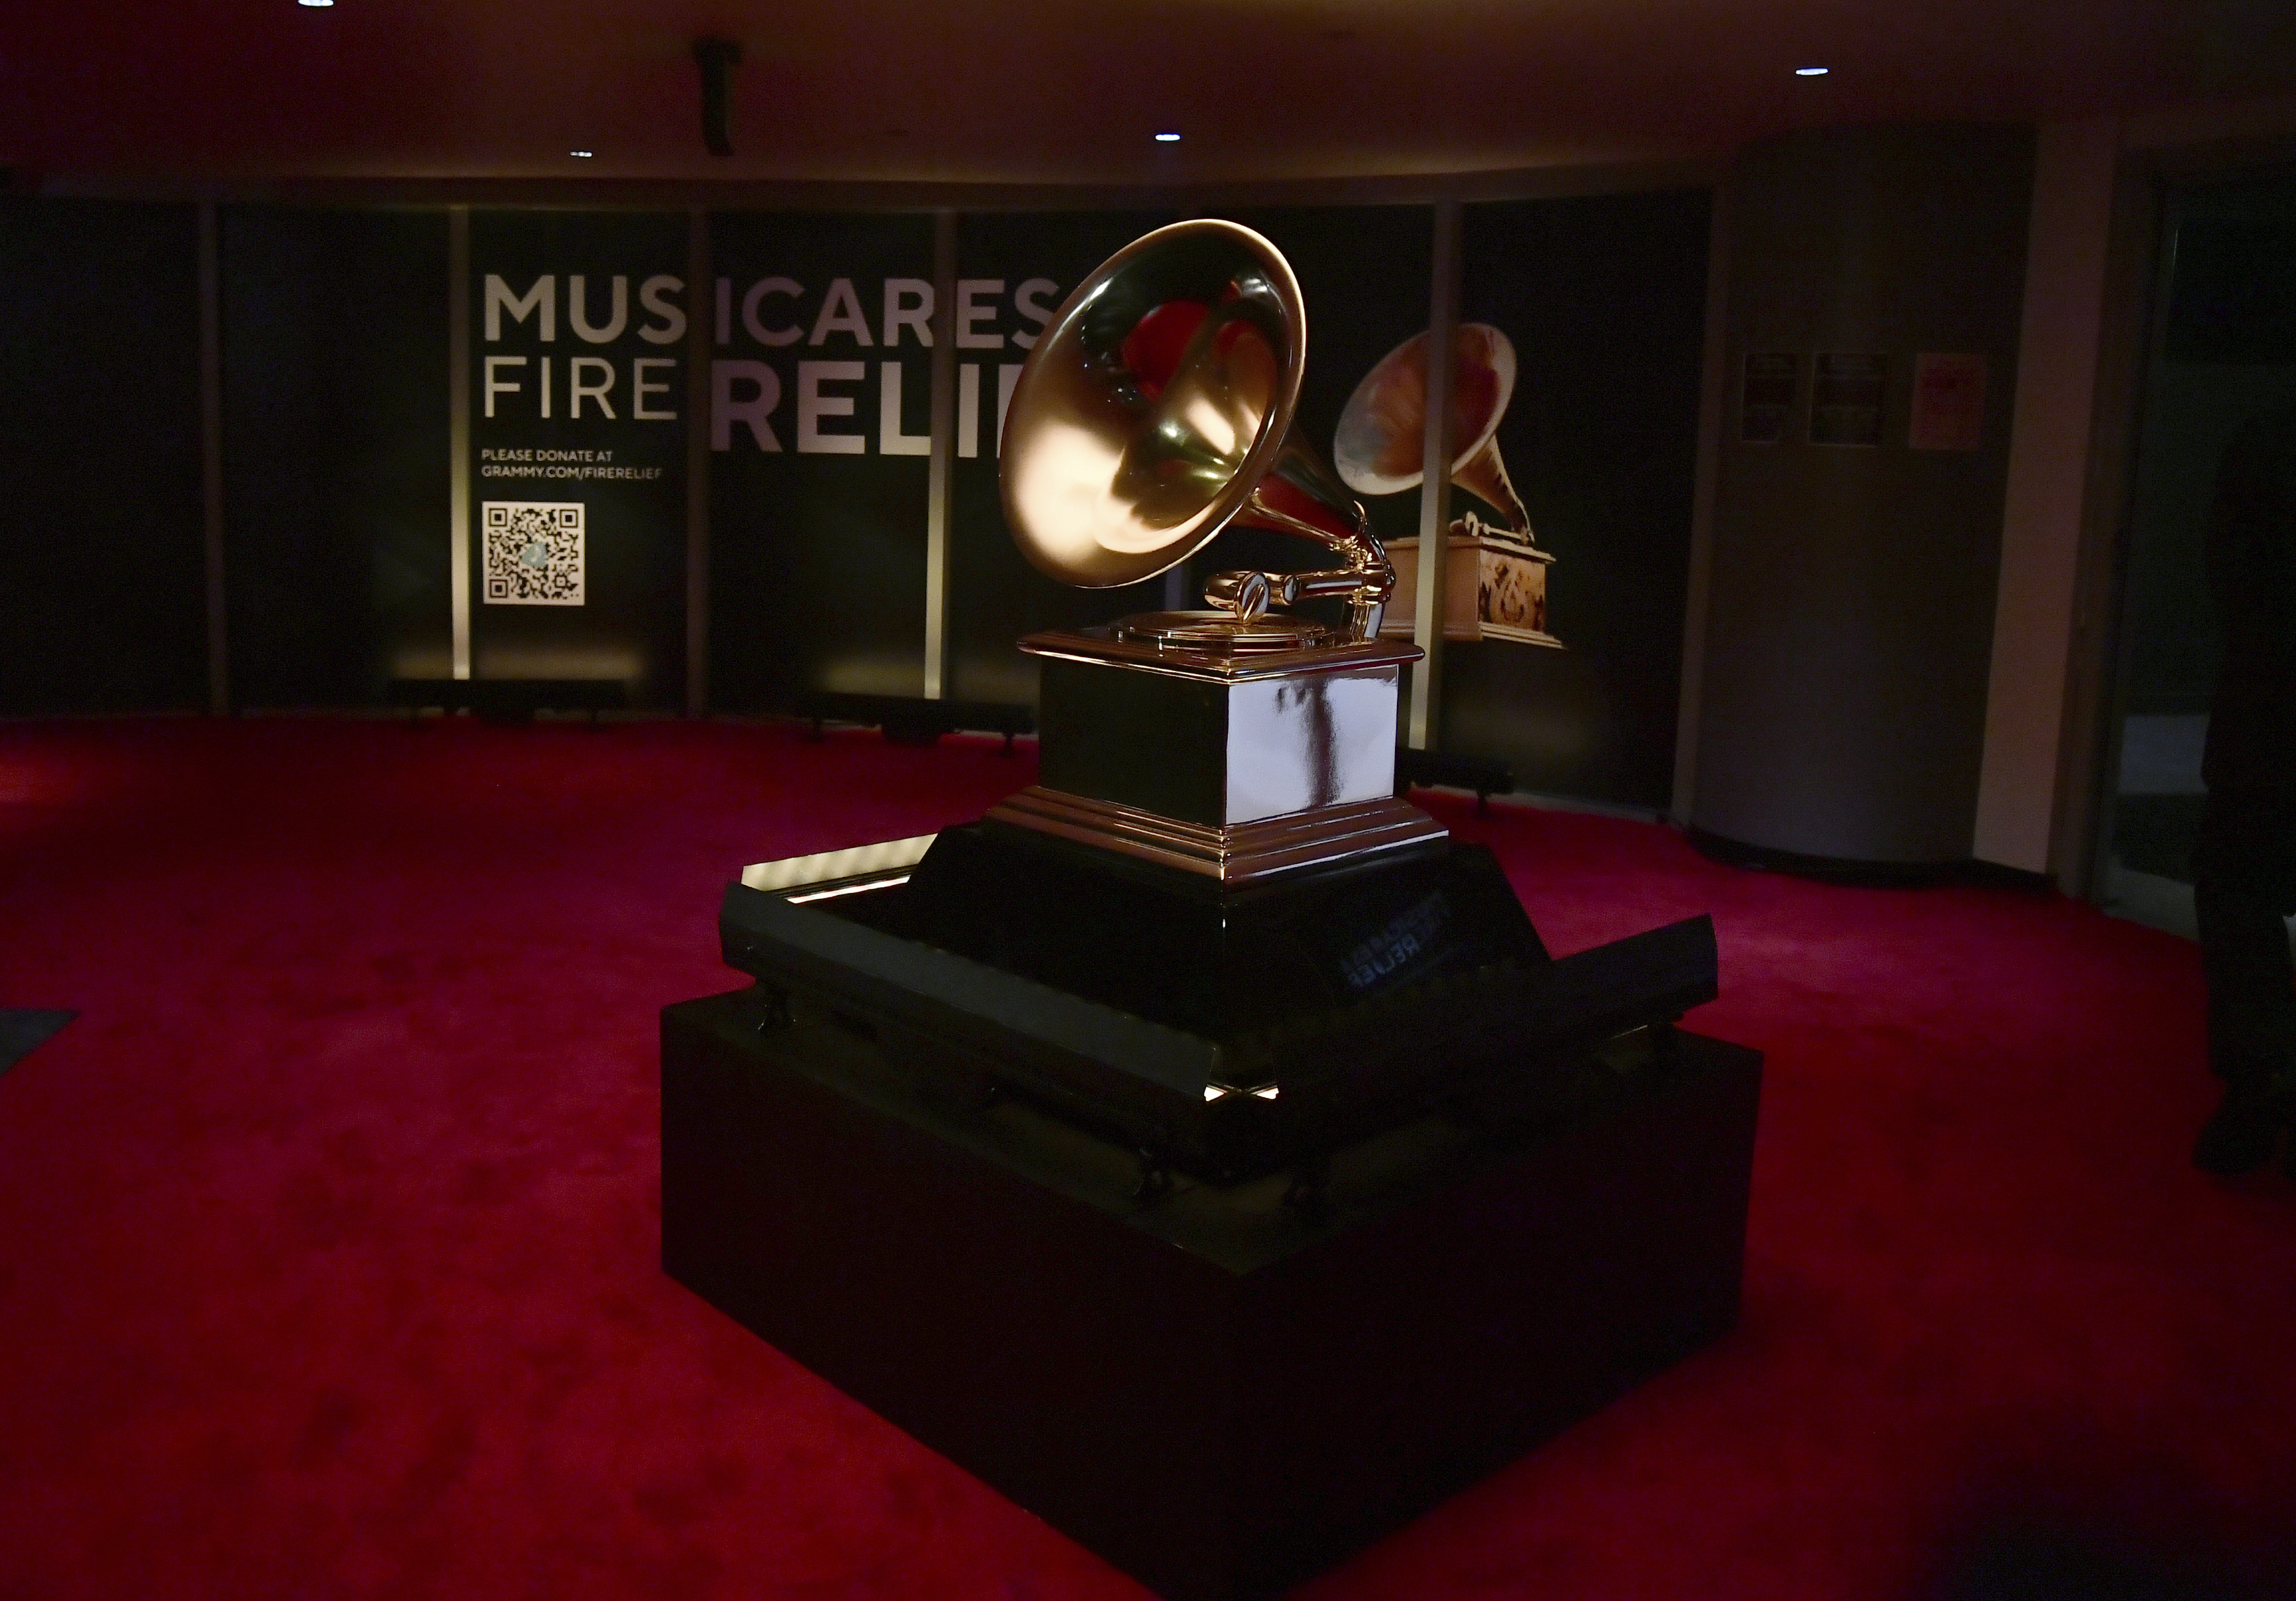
<box><xmin>1971</xmin><ymin>118</ymin><xmax>2121</xmax><ymax>874</ymax></box>
<box><xmin>1974</xmin><ymin>98</ymin><xmax>2296</xmax><ymax>880</ymax></box>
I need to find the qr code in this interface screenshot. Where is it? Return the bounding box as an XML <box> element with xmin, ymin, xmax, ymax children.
<box><xmin>481</xmin><ymin>502</ymin><xmax>585</xmax><ymax>605</ymax></box>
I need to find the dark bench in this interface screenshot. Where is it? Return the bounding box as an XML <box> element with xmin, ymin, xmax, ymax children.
<box><xmin>794</xmin><ymin>691</ymin><xmax>1035</xmax><ymax>752</ymax></box>
<box><xmin>385</xmin><ymin>678</ymin><xmax>629</xmax><ymax>723</ymax></box>
<box><xmin>1396</xmin><ymin>747</ymin><xmax>1515</xmax><ymax>814</ymax></box>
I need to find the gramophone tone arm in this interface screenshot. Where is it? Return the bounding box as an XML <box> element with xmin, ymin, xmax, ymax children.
<box><xmin>1201</xmin><ymin>569</ymin><xmax>1274</xmax><ymax>620</ymax></box>
<box><xmin>1285</xmin><ymin>569</ymin><xmax>1389</xmax><ymax>640</ymax></box>
<box><xmin>1203</xmin><ymin>494</ymin><xmax>1395</xmax><ymax>640</ymax></box>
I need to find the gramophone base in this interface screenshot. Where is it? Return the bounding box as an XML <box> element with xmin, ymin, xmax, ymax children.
<box><xmin>1381</xmin><ymin>534</ymin><xmax>1563</xmax><ymax>648</ymax></box>
<box><xmin>984</xmin><ymin>786</ymin><xmax>1447</xmax><ymax>884</ymax></box>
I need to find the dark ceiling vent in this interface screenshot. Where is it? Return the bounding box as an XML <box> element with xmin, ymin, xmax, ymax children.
<box><xmin>692</xmin><ymin>38</ymin><xmax>741</xmax><ymax>158</ymax></box>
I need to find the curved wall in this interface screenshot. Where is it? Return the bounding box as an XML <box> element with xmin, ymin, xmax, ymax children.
<box><xmin>1693</xmin><ymin>125</ymin><xmax>2033</xmax><ymax>864</ymax></box>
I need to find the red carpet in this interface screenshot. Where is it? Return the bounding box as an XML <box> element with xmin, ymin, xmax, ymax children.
<box><xmin>1</xmin><ymin>717</ymin><xmax>2291</xmax><ymax>1600</ymax></box>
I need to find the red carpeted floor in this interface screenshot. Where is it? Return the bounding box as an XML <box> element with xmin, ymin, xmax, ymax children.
<box><xmin>1</xmin><ymin>717</ymin><xmax>2291</xmax><ymax>1601</ymax></box>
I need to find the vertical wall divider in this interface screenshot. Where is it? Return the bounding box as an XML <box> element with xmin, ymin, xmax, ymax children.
<box><xmin>1669</xmin><ymin>181</ymin><xmax>1732</xmax><ymax>825</ymax></box>
<box><xmin>447</xmin><ymin>206</ymin><xmax>472</xmax><ymax>681</ymax></box>
<box><xmin>685</xmin><ymin>206</ymin><xmax>712</xmax><ymax>716</ymax></box>
<box><xmin>197</xmin><ymin>201</ymin><xmax>229</xmax><ymax>715</ymax></box>
<box><xmin>1408</xmin><ymin>201</ymin><xmax>1462</xmax><ymax>751</ymax></box>
<box><xmin>923</xmin><ymin>209</ymin><xmax>959</xmax><ymax>699</ymax></box>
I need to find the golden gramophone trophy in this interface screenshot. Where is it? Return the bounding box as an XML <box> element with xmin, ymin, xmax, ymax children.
<box><xmin>679</xmin><ymin>218</ymin><xmax>1736</xmax><ymax>1601</ymax></box>
<box><xmin>1335</xmin><ymin>324</ymin><xmax>1562</xmax><ymax>648</ymax></box>
<box><xmin>709</xmin><ymin>217</ymin><xmax>1713</xmax><ymax>1182</ymax></box>
<box><xmin>987</xmin><ymin>219</ymin><xmax>1447</xmax><ymax>882</ymax></box>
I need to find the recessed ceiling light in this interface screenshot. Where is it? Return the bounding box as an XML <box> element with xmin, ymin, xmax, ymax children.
<box><xmin>1154</xmin><ymin>131</ymin><xmax>1181</xmax><ymax>143</ymax></box>
<box><xmin>570</xmin><ymin>150</ymin><xmax>593</xmax><ymax>158</ymax></box>
<box><xmin>297</xmin><ymin>0</ymin><xmax>333</xmax><ymax>8</ymax></box>
<box><xmin>1795</xmin><ymin>66</ymin><xmax>1829</xmax><ymax>76</ymax></box>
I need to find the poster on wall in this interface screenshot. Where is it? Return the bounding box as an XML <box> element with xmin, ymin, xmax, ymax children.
<box><xmin>1810</xmin><ymin>352</ymin><xmax>1887</xmax><ymax>447</ymax></box>
<box><xmin>707</xmin><ymin>211</ymin><xmax>934</xmax><ymax>711</ymax></box>
<box><xmin>1441</xmin><ymin>188</ymin><xmax>1713</xmax><ymax>809</ymax></box>
<box><xmin>469</xmin><ymin>210</ymin><xmax>688</xmax><ymax>707</ymax></box>
<box><xmin>1907</xmin><ymin>352</ymin><xmax>1986</xmax><ymax>451</ymax></box>
<box><xmin>1739</xmin><ymin>352</ymin><xmax>1797</xmax><ymax>444</ymax></box>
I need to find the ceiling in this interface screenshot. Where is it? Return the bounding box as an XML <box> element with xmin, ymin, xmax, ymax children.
<box><xmin>5</xmin><ymin>0</ymin><xmax>2295</xmax><ymax>190</ymax></box>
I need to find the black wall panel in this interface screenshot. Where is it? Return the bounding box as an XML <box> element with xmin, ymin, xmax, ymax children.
<box><xmin>1445</xmin><ymin>188</ymin><xmax>1712</xmax><ymax>809</ymax></box>
<box><xmin>1218</xmin><ymin>204</ymin><xmax>1434</xmax><ymax>557</ymax></box>
<box><xmin>708</xmin><ymin>211</ymin><xmax>934</xmax><ymax>713</ymax></box>
<box><xmin>221</xmin><ymin>207</ymin><xmax>450</xmax><ymax>707</ymax></box>
<box><xmin>0</xmin><ymin>200</ymin><xmax>205</xmax><ymax>714</ymax></box>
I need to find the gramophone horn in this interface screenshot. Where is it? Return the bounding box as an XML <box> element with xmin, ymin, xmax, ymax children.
<box><xmin>999</xmin><ymin>219</ymin><xmax>1395</xmax><ymax>642</ymax></box>
<box><xmin>1333</xmin><ymin>324</ymin><xmax>1534</xmax><ymax>543</ymax></box>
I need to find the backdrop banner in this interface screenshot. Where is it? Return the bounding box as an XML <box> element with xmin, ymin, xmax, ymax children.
<box><xmin>469</xmin><ymin>210</ymin><xmax>689</xmax><ymax>708</ymax></box>
<box><xmin>706</xmin><ymin>211</ymin><xmax>935</xmax><ymax>712</ymax></box>
<box><xmin>3</xmin><ymin>191</ymin><xmax>1714</xmax><ymax>795</ymax></box>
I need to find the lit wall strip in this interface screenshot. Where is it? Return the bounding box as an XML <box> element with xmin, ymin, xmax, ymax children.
<box><xmin>684</xmin><ymin>206</ymin><xmax>712</xmax><ymax>715</ymax></box>
<box><xmin>1408</xmin><ymin>201</ymin><xmax>1462</xmax><ymax>751</ymax></box>
<box><xmin>447</xmin><ymin>205</ymin><xmax>472</xmax><ymax>681</ymax></box>
<box><xmin>923</xmin><ymin>209</ymin><xmax>959</xmax><ymax>700</ymax></box>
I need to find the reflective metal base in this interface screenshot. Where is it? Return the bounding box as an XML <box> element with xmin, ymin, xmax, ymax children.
<box><xmin>985</xmin><ymin>785</ymin><xmax>1447</xmax><ymax>884</ymax></box>
<box><xmin>1010</xmin><ymin>625</ymin><xmax>1437</xmax><ymax>882</ymax></box>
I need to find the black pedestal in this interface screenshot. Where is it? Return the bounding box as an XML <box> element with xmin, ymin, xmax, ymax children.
<box><xmin>719</xmin><ymin>826</ymin><xmax>1721</xmax><ymax>1182</ymax></box>
<box><xmin>662</xmin><ymin>989</ymin><xmax>1761</xmax><ymax>1601</ymax></box>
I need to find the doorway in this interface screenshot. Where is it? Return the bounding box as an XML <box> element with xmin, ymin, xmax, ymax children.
<box><xmin>2096</xmin><ymin>164</ymin><xmax>2296</xmax><ymax>937</ymax></box>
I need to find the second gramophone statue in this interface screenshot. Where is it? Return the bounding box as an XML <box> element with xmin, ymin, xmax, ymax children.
<box><xmin>1335</xmin><ymin>323</ymin><xmax>1565</xmax><ymax>648</ymax></box>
